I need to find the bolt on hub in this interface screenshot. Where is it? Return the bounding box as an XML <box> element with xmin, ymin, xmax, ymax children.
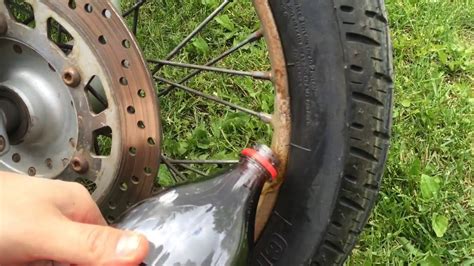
<box><xmin>62</xmin><ymin>67</ymin><xmax>81</xmax><ymax>88</ymax></box>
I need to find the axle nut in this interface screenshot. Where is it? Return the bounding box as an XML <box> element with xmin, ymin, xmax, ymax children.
<box><xmin>71</xmin><ymin>156</ymin><xmax>89</xmax><ymax>173</ymax></box>
<box><xmin>62</xmin><ymin>67</ymin><xmax>81</xmax><ymax>87</ymax></box>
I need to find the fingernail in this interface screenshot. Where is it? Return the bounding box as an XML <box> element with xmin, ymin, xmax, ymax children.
<box><xmin>116</xmin><ymin>234</ymin><xmax>142</xmax><ymax>257</ymax></box>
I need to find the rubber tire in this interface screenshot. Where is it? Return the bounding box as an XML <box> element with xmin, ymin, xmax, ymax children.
<box><xmin>252</xmin><ymin>0</ymin><xmax>393</xmax><ymax>265</ymax></box>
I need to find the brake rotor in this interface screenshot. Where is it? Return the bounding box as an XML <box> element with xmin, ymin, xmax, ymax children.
<box><xmin>0</xmin><ymin>0</ymin><xmax>161</xmax><ymax>221</ymax></box>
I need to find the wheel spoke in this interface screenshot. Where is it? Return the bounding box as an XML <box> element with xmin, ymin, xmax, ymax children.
<box><xmin>122</xmin><ymin>0</ymin><xmax>146</xmax><ymax>35</ymax></box>
<box><xmin>151</xmin><ymin>0</ymin><xmax>232</xmax><ymax>73</ymax></box>
<box><xmin>122</xmin><ymin>0</ymin><xmax>147</xmax><ymax>17</ymax></box>
<box><xmin>85</xmin><ymin>84</ymin><xmax>108</xmax><ymax>108</ymax></box>
<box><xmin>167</xmin><ymin>165</ymin><xmax>180</xmax><ymax>183</ymax></box>
<box><xmin>161</xmin><ymin>155</ymin><xmax>187</xmax><ymax>183</ymax></box>
<box><xmin>168</xmin><ymin>159</ymin><xmax>239</xmax><ymax>165</ymax></box>
<box><xmin>176</xmin><ymin>164</ymin><xmax>209</xmax><ymax>177</ymax></box>
<box><xmin>156</xmin><ymin>29</ymin><xmax>264</xmax><ymax>97</ymax></box>
<box><xmin>131</xmin><ymin>6</ymin><xmax>139</xmax><ymax>35</ymax></box>
<box><xmin>155</xmin><ymin>76</ymin><xmax>273</xmax><ymax>123</ymax></box>
<box><xmin>149</xmin><ymin>59</ymin><xmax>272</xmax><ymax>80</ymax></box>
<box><xmin>56</xmin><ymin>19</ymin><xmax>62</xmax><ymax>42</ymax></box>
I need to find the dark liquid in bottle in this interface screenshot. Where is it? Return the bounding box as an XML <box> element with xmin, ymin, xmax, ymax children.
<box><xmin>115</xmin><ymin>145</ymin><xmax>278</xmax><ymax>266</ymax></box>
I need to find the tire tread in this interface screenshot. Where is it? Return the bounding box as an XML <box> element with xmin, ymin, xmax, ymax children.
<box><xmin>312</xmin><ymin>0</ymin><xmax>393</xmax><ymax>264</ymax></box>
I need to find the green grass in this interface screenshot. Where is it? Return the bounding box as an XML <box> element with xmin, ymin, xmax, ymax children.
<box><xmin>123</xmin><ymin>0</ymin><xmax>473</xmax><ymax>264</ymax></box>
<box><xmin>123</xmin><ymin>0</ymin><xmax>273</xmax><ymax>184</ymax></box>
<box><xmin>348</xmin><ymin>0</ymin><xmax>473</xmax><ymax>264</ymax></box>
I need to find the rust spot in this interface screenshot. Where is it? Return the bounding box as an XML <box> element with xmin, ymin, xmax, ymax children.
<box><xmin>253</xmin><ymin>0</ymin><xmax>291</xmax><ymax>240</ymax></box>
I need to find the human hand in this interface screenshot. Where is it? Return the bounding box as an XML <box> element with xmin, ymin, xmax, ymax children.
<box><xmin>0</xmin><ymin>172</ymin><xmax>149</xmax><ymax>266</ymax></box>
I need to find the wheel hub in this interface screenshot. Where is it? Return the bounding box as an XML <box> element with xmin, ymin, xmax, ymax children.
<box><xmin>0</xmin><ymin>86</ymin><xmax>27</xmax><ymax>141</ymax></box>
<box><xmin>0</xmin><ymin>38</ymin><xmax>78</xmax><ymax>177</ymax></box>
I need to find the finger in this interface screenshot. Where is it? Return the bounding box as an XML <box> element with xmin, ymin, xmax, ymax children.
<box><xmin>3</xmin><ymin>174</ymin><xmax>107</xmax><ymax>226</ymax></box>
<box><xmin>55</xmin><ymin>181</ymin><xmax>107</xmax><ymax>226</ymax></box>
<box><xmin>38</xmin><ymin>220</ymin><xmax>149</xmax><ymax>265</ymax></box>
<box><xmin>37</xmin><ymin>179</ymin><xmax>107</xmax><ymax>225</ymax></box>
<box><xmin>27</xmin><ymin>261</ymin><xmax>71</xmax><ymax>266</ymax></box>
<box><xmin>28</xmin><ymin>261</ymin><xmax>54</xmax><ymax>266</ymax></box>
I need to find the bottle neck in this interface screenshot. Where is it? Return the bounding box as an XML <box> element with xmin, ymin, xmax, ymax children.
<box><xmin>232</xmin><ymin>158</ymin><xmax>270</xmax><ymax>191</ymax></box>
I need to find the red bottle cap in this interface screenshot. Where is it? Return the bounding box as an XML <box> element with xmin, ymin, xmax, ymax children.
<box><xmin>241</xmin><ymin>148</ymin><xmax>278</xmax><ymax>181</ymax></box>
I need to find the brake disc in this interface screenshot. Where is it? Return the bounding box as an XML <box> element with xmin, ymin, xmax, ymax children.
<box><xmin>0</xmin><ymin>0</ymin><xmax>161</xmax><ymax>221</ymax></box>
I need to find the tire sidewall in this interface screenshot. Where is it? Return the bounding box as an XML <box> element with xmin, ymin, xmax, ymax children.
<box><xmin>253</xmin><ymin>1</ymin><xmax>349</xmax><ymax>265</ymax></box>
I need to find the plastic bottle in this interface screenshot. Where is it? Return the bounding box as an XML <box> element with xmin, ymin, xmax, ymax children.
<box><xmin>114</xmin><ymin>144</ymin><xmax>278</xmax><ymax>265</ymax></box>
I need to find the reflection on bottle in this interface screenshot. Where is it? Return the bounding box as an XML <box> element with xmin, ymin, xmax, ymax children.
<box><xmin>115</xmin><ymin>145</ymin><xmax>278</xmax><ymax>266</ymax></box>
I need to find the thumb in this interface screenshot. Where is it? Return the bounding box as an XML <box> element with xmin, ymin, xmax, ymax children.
<box><xmin>41</xmin><ymin>220</ymin><xmax>149</xmax><ymax>265</ymax></box>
